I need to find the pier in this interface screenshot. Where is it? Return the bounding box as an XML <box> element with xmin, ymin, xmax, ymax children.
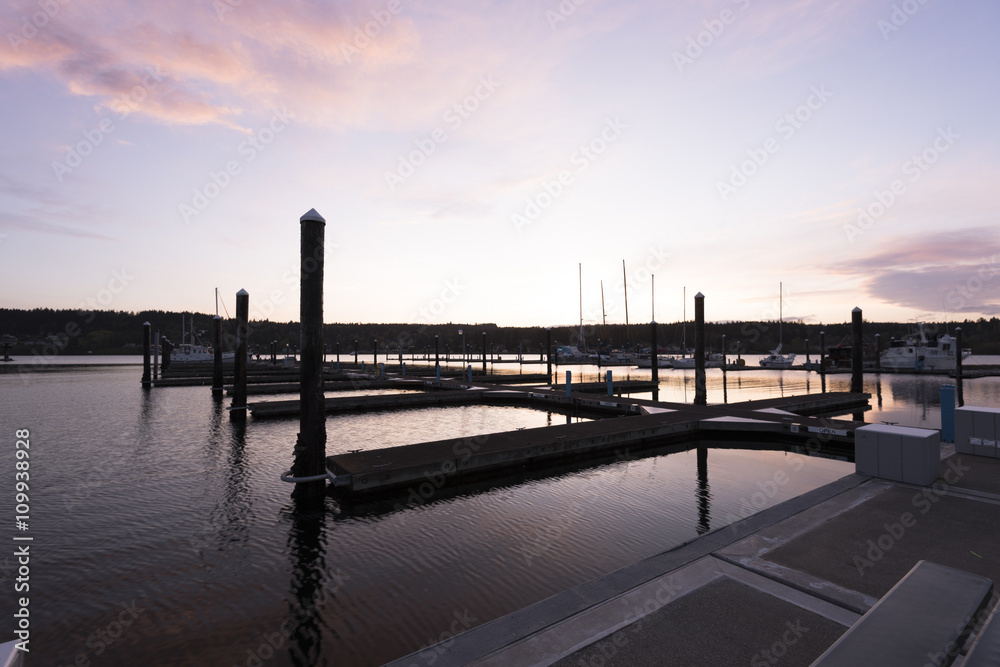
<box><xmin>308</xmin><ymin>375</ymin><xmax>869</xmax><ymax>495</ymax></box>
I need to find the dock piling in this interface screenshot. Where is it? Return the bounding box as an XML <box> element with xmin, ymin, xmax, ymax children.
<box><xmin>566</xmin><ymin>370</ymin><xmax>572</xmax><ymax>398</ymax></box>
<box><xmin>482</xmin><ymin>331</ymin><xmax>487</xmax><ymax>374</ymax></box>
<box><xmin>941</xmin><ymin>385</ymin><xmax>956</xmax><ymax>442</ymax></box>
<box><xmin>851</xmin><ymin>307</ymin><xmax>863</xmax><ymax>394</ymax></box>
<box><xmin>694</xmin><ymin>292</ymin><xmax>706</xmax><ymax>406</ymax></box>
<box><xmin>153</xmin><ymin>330</ymin><xmax>159</xmax><ymax>381</ymax></box>
<box><xmin>875</xmin><ymin>333</ymin><xmax>881</xmax><ymax>371</ymax></box>
<box><xmin>651</xmin><ymin>320</ymin><xmax>659</xmax><ymax>400</ymax></box>
<box><xmin>606</xmin><ymin>370</ymin><xmax>613</xmax><ymax>396</ymax></box>
<box><xmin>546</xmin><ymin>328</ymin><xmax>552</xmax><ymax>385</ymax></box>
<box><xmin>956</xmin><ymin>327</ymin><xmax>964</xmax><ymax>406</ymax></box>
<box><xmin>291</xmin><ymin>208</ymin><xmax>327</xmax><ymax>502</ymax></box>
<box><xmin>141</xmin><ymin>322</ymin><xmax>152</xmax><ymax>387</ymax></box>
<box><xmin>212</xmin><ymin>315</ymin><xmax>223</xmax><ymax>394</ymax></box>
<box><xmin>231</xmin><ymin>289</ymin><xmax>249</xmax><ymax>420</ymax></box>
<box><xmin>820</xmin><ymin>330</ymin><xmax>826</xmax><ymax>393</ymax></box>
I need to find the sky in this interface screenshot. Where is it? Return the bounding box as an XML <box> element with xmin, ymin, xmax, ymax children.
<box><xmin>1</xmin><ymin>0</ymin><xmax>998</xmax><ymax>328</ymax></box>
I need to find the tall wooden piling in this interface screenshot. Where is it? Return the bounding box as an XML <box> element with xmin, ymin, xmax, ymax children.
<box><xmin>153</xmin><ymin>330</ymin><xmax>159</xmax><ymax>381</ymax></box>
<box><xmin>212</xmin><ymin>315</ymin><xmax>224</xmax><ymax>394</ymax></box>
<box><xmin>956</xmin><ymin>327</ymin><xmax>964</xmax><ymax>407</ymax></box>
<box><xmin>434</xmin><ymin>335</ymin><xmax>440</xmax><ymax>369</ymax></box>
<box><xmin>546</xmin><ymin>328</ymin><xmax>552</xmax><ymax>385</ymax></box>
<box><xmin>875</xmin><ymin>333</ymin><xmax>881</xmax><ymax>371</ymax></box>
<box><xmin>482</xmin><ymin>331</ymin><xmax>487</xmax><ymax>374</ymax></box>
<box><xmin>694</xmin><ymin>292</ymin><xmax>706</xmax><ymax>405</ymax></box>
<box><xmin>293</xmin><ymin>208</ymin><xmax>327</xmax><ymax>502</ymax></box>
<box><xmin>354</xmin><ymin>340</ymin><xmax>358</xmax><ymax>365</ymax></box>
<box><xmin>819</xmin><ymin>330</ymin><xmax>826</xmax><ymax>393</ymax></box>
<box><xmin>650</xmin><ymin>320</ymin><xmax>658</xmax><ymax>400</ymax></box>
<box><xmin>231</xmin><ymin>289</ymin><xmax>249</xmax><ymax>421</ymax></box>
<box><xmin>372</xmin><ymin>338</ymin><xmax>377</xmax><ymax>368</ymax></box>
<box><xmin>141</xmin><ymin>322</ymin><xmax>152</xmax><ymax>387</ymax></box>
<box><xmin>851</xmin><ymin>307</ymin><xmax>863</xmax><ymax>394</ymax></box>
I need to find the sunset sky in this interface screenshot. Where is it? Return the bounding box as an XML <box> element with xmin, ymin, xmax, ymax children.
<box><xmin>1</xmin><ymin>0</ymin><xmax>998</xmax><ymax>328</ymax></box>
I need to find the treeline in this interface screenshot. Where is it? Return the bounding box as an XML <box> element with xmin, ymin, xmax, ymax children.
<box><xmin>2</xmin><ymin>307</ymin><xmax>999</xmax><ymax>356</ymax></box>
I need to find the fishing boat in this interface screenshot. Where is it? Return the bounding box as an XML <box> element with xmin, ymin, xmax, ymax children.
<box><xmin>880</xmin><ymin>323</ymin><xmax>971</xmax><ymax>371</ymax></box>
<box><xmin>171</xmin><ymin>290</ymin><xmax>238</xmax><ymax>364</ymax></box>
<box><xmin>759</xmin><ymin>282</ymin><xmax>795</xmax><ymax>369</ymax></box>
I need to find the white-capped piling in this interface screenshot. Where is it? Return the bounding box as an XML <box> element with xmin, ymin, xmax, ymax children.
<box><xmin>231</xmin><ymin>289</ymin><xmax>249</xmax><ymax>420</ymax></box>
<box><xmin>851</xmin><ymin>307</ymin><xmax>863</xmax><ymax>394</ymax></box>
<box><xmin>650</xmin><ymin>320</ymin><xmax>659</xmax><ymax>399</ymax></box>
<box><xmin>956</xmin><ymin>327</ymin><xmax>964</xmax><ymax>406</ymax></box>
<box><xmin>694</xmin><ymin>292</ymin><xmax>706</xmax><ymax>405</ymax></box>
<box><xmin>292</xmin><ymin>208</ymin><xmax>327</xmax><ymax>501</ymax></box>
<box><xmin>141</xmin><ymin>322</ymin><xmax>152</xmax><ymax>387</ymax></box>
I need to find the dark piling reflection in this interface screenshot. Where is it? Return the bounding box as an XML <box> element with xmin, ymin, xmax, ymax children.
<box><xmin>286</xmin><ymin>507</ymin><xmax>331</xmax><ymax>666</ymax></box>
<box><xmin>696</xmin><ymin>444</ymin><xmax>711</xmax><ymax>535</ymax></box>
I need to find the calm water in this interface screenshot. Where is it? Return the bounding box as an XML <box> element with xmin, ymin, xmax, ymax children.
<box><xmin>1</xmin><ymin>357</ymin><xmax>997</xmax><ymax>666</ymax></box>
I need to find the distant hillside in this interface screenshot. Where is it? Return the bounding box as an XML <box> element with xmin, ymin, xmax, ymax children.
<box><xmin>1</xmin><ymin>307</ymin><xmax>998</xmax><ymax>356</ymax></box>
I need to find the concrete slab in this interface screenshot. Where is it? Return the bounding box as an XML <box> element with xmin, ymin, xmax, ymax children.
<box><xmin>764</xmin><ymin>484</ymin><xmax>1000</xmax><ymax>601</ymax></box>
<box><xmin>549</xmin><ymin>577</ymin><xmax>847</xmax><ymax>667</ymax></box>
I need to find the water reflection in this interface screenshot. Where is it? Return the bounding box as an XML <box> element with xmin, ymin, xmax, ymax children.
<box><xmin>286</xmin><ymin>508</ymin><xmax>329</xmax><ymax>666</ymax></box>
<box><xmin>696</xmin><ymin>445</ymin><xmax>711</xmax><ymax>534</ymax></box>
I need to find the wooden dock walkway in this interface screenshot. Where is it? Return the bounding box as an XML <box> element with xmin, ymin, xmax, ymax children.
<box><xmin>281</xmin><ymin>372</ymin><xmax>873</xmax><ymax>495</ymax></box>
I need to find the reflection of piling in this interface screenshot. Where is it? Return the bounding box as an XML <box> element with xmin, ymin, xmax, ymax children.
<box><xmin>650</xmin><ymin>321</ymin><xmax>659</xmax><ymax>400</ymax></box>
<box><xmin>696</xmin><ymin>444</ymin><xmax>710</xmax><ymax>534</ymax></box>
<box><xmin>694</xmin><ymin>292</ymin><xmax>706</xmax><ymax>406</ymax></box>
<box><xmin>293</xmin><ymin>208</ymin><xmax>327</xmax><ymax>502</ymax></box>
<box><xmin>212</xmin><ymin>315</ymin><xmax>223</xmax><ymax>394</ymax></box>
<box><xmin>141</xmin><ymin>322</ymin><xmax>152</xmax><ymax>387</ymax></box>
<box><xmin>851</xmin><ymin>307</ymin><xmax>863</xmax><ymax>394</ymax></box>
<box><xmin>231</xmin><ymin>289</ymin><xmax>249</xmax><ymax>421</ymax></box>
<box><xmin>956</xmin><ymin>327</ymin><xmax>964</xmax><ymax>407</ymax></box>
<box><xmin>819</xmin><ymin>330</ymin><xmax>826</xmax><ymax>393</ymax></box>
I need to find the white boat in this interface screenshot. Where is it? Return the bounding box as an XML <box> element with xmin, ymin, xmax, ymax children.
<box><xmin>671</xmin><ymin>352</ymin><xmax>723</xmax><ymax>369</ymax></box>
<box><xmin>759</xmin><ymin>344</ymin><xmax>796</xmax><ymax>369</ymax></box>
<box><xmin>880</xmin><ymin>323</ymin><xmax>971</xmax><ymax>371</ymax></box>
<box><xmin>759</xmin><ymin>282</ymin><xmax>796</xmax><ymax>369</ymax></box>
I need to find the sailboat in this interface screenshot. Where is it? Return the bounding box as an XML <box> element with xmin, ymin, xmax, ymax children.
<box><xmin>759</xmin><ymin>282</ymin><xmax>796</xmax><ymax>369</ymax></box>
<box><xmin>170</xmin><ymin>289</ymin><xmax>238</xmax><ymax>363</ymax></box>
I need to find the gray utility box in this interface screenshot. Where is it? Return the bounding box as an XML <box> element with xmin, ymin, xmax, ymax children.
<box><xmin>855</xmin><ymin>424</ymin><xmax>940</xmax><ymax>486</ymax></box>
<box><xmin>955</xmin><ymin>406</ymin><xmax>1000</xmax><ymax>458</ymax></box>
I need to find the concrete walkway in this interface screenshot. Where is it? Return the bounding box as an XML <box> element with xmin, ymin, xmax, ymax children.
<box><xmin>384</xmin><ymin>448</ymin><xmax>1000</xmax><ymax>667</ymax></box>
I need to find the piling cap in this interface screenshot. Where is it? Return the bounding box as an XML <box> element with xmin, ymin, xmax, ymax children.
<box><xmin>143</xmin><ymin>321</ymin><xmax>150</xmax><ymax>326</ymax></box>
<box><xmin>852</xmin><ymin>306</ymin><xmax>862</xmax><ymax>313</ymax></box>
<box><xmin>213</xmin><ymin>315</ymin><xmax>221</xmax><ymax>320</ymax></box>
<box><xmin>300</xmin><ymin>208</ymin><xmax>326</xmax><ymax>224</ymax></box>
<box><xmin>694</xmin><ymin>292</ymin><xmax>704</xmax><ymax>299</ymax></box>
<box><xmin>237</xmin><ymin>288</ymin><xmax>249</xmax><ymax>296</ymax></box>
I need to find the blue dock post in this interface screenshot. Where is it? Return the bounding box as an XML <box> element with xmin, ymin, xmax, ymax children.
<box><xmin>467</xmin><ymin>364</ymin><xmax>472</xmax><ymax>382</ymax></box>
<box><xmin>606</xmin><ymin>370</ymin><xmax>613</xmax><ymax>396</ymax></box>
<box><xmin>941</xmin><ymin>385</ymin><xmax>956</xmax><ymax>443</ymax></box>
<box><xmin>402</xmin><ymin>362</ymin><xmax>406</xmax><ymax>376</ymax></box>
<box><xmin>380</xmin><ymin>362</ymin><xmax>385</xmax><ymax>378</ymax></box>
<box><xmin>566</xmin><ymin>370</ymin><xmax>572</xmax><ymax>398</ymax></box>
<box><xmin>956</xmin><ymin>327</ymin><xmax>964</xmax><ymax>407</ymax></box>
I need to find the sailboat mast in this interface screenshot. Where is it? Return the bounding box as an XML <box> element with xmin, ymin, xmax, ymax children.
<box><xmin>579</xmin><ymin>263</ymin><xmax>584</xmax><ymax>351</ymax></box>
<box><xmin>623</xmin><ymin>260</ymin><xmax>630</xmax><ymax>348</ymax></box>
<box><xmin>601</xmin><ymin>280</ymin><xmax>607</xmax><ymax>344</ymax></box>
<box><xmin>779</xmin><ymin>281</ymin><xmax>783</xmax><ymax>347</ymax></box>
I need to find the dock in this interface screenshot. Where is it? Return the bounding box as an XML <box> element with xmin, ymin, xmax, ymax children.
<box><xmin>314</xmin><ymin>376</ymin><xmax>868</xmax><ymax>495</ymax></box>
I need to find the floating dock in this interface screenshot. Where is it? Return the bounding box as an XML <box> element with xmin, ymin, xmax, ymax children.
<box><xmin>316</xmin><ymin>377</ymin><xmax>869</xmax><ymax>495</ymax></box>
